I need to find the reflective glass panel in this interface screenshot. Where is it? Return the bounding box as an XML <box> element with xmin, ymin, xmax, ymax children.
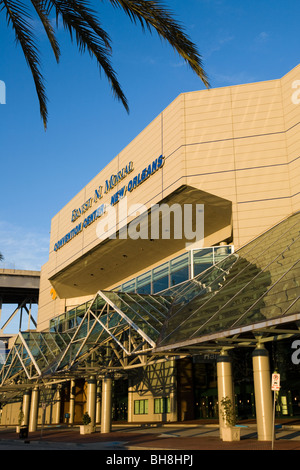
<box><xmin>157</xmin><ymin>212</ymin><xmax>300</xmax><ymax>347</ymax></box>
<box><xmin>153</xmin><ymin>262</ymin><xmax>169</xmax><ymax>293</ymax></box>
<box><xmin>122</xmin><ymin>279</ymin><xmax>136</xmax><ymax>293</ymax></box>
<box><xmin>170</xmin><ymin>253</ymin><xmax>189</xmax><ymax>287</ymax></box>
<box><xmin>193</xmin><ymin>248</ymin><xmax>213</xmax><ymax>276</ymax></box>
<box><xmin>136</xmin><ymin>271</ymin><xmax>152</xmax><ymax>294</ymax></box>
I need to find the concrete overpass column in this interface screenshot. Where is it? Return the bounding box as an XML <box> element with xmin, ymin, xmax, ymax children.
<box><xmin>252</xmin><ymin>344</ymin><xmax>273</xmax><ymax>441</ymax></box>
<box><xmin>29</xmin><ymin>387</ymin><xmax>39</xmax><ymax>432</ymax></box>
<box><xmin>86</xmin><ymin>376</ymin><xmax>97</xmax><ymax>428</ymax></box>
<box><xmin>217</xmin><ymin>351</ymin><xmax>234</xmax><ymax>438</ymax></box>
<box><xmin>101</xmin><ymin>375</ymin><xmax>112</xmax><ymax>433</ymax></box>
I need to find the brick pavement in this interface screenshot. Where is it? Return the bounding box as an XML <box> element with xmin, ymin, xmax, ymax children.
<box><xmin>1</xmin><ymin>422</ymin><xmax>300</xmax><ymax>450</ymax></box>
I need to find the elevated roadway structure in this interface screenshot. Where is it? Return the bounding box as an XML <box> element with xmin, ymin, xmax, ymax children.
<box><xmin>0</xmin><ymin>269</ymin><xmax>40</xmax><ymax>339</ymax></box>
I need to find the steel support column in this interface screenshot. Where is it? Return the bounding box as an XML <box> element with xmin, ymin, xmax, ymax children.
<box><xmin>29</xmin><ymin>387</ymin><xmax>39</xmax><ymax>432</ymax></box>
<box><xmin>96</xmin><ymin>382</ymin><xmax>101</xmax><ymax>424</ymax></box>
<box><xmin>86</xmin><ymin>376</ymin><xmax>97</xmax><ymax>429</ymax></box>
<box><xmin>22</xmin><ymin>390</ymin><xmax>31</xmax><ymax>427</ymax></box>
<box><xmin>53</xmin><ymin>386</ymin><xmax>61</xmax><ymax>425</ymax></box>
<box><xmin>252</xmin><ymin>344</ymin><xmax>273</xmax><ymax>441</ymax></box>
<box><xmin>217</xmin><ymin>351</ymin><xmax>234</xmax><ymax>439</ymax></box>
<box><xmin>101</xmin><ymin>375</ymin><xmax>112</xmax><ymax>433</ymax></box>
<box><xmin>69</xmin><ymin>380</ymin><xmax>76</xmax><ymax>425</ymax></box>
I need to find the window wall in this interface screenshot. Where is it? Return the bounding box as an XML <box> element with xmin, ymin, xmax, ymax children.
<box><xmin>49</xmin><ymin>246</ymin><xmax>233</xmax><ymax>333</ymax></box>
<box><xmin>116</xmin><ymin>246</ymin><xmax>234</xmax><ymax>295</ymax></box>
<box><xmin>133</xmin><ymin>397</ymin><xmax>171</xmax><ymax>416</ymax></box>
<box><xmin>134</xmin><ymin>399</ymin><xmax>149</xmax><ymax>415</ymax></box>
<box><xmin>49</xmin><ymin>300</ymin><xmax>92</xmax><ymax>333</ymax></box>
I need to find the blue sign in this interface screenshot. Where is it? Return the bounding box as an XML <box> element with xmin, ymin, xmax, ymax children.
<box><xmin>111</xmin><ymin>155</ymin><xmax>164</xmax><ymax>206</ymax></box>
<box><xmin>53</xmin><ymin>156</ymin><xmax>164</xmax><ymax>252</ymax></box>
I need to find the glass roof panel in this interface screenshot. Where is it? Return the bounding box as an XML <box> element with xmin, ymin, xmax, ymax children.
<box><xmin>100</xmin><ymin>290</ymin><xmax>173</xmax><ymax>343</ymax></box>
<box><xmin>2</xmin><ymin>213</ymin><xmax>299</xmax><ymax>385</ymax></box>
<box><xmin>157</xmin><ymin>212</ymin><xmax>300</xmax><ymax>347</ymax></box>
<box><xmin>100</xmin><ymin>291</ymin><xmax>160</xmax><ymax>342</ymax></box>
<box><xmin>0</xmin><ymin>331</ymin><xmax>73</xmax><ymax>384</ymax></box>
<box><xmin>56</xmin><ymin>293</ymin><xmax>134</xmax><ymax>371</ymax></box>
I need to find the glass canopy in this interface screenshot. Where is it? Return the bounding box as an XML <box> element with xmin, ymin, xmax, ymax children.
<box><xmin>0</xmin><ymin>290</ymin><xmax>172</xmax><ymax>385</ymax></box>
<box><xmin>0</xmin><ymin>331</ymin><xmax>72</xmax><ymax>385</ymax></box>
<box><xmin>54</xmin><ymin>290</ymin><xmax>172</xmax><ymax>373</ymax></box>
<box><xmin>1</xmin><ymin>211</ymin><xmax>299</xmax><ymax>388</ymax></box>
<box><xmin>156</xmin><ymin>211</ymin><xmax>300</xmax><ymax>349</ymax></box>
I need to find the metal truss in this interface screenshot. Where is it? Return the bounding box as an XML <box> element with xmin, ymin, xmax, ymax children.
<box><xmin>53</xmin><ymin>289</ymin><xmax>171</xmax><ymax>375</ymax></box>
<box><xmin>0</xmin><ymin>330</ymin><xmax>72</xmax><ymax>387</ymax></box>
<box><xmin>0</xmin><ymin>289</ymin><xmax>172</xmax><ymax>388</ymax></box>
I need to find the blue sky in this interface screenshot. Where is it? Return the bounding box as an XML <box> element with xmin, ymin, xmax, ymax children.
<box><xmin>0</xmin><ymin>0</ymin><xmax>299</xmax><ymax>331</ymax></box>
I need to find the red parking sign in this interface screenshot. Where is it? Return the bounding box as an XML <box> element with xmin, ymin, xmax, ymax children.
<box><xmin>271</xmin><ymin>373</ymin><xmax>280</xmax><ymax>391</ymax></box>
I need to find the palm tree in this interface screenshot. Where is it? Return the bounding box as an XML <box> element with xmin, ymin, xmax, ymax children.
<box><xmin>0</xmin><ymin>252</ymin><xmax>3</xmax><ymax>262</ymax></box>
<box><xmin>0</xmin><ymin>0</ymin><xmax>209</xmax><ymax>128</ymax></box>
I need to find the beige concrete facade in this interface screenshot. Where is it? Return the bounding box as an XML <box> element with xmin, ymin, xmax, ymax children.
<box><xmin>2</xmin><ymin>65</ymin><xmax>300</xmax><ymax>433</ymax></box>
<box><xmin>128</xmin><ymin>360</ymin><xmax>177</xmax><ymax>423</ymax></box>
<box><xmin>37</xmin><ymin>64</ymin><xmax>300</xmax><ymax>332</ymax></box>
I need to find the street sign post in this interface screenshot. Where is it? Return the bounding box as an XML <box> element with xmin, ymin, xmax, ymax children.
<box><xmin>271</xmin><ymin>373</ymin><xmax>280</xmax><ymax>391</ymax></box>
<box><xmin>271</xmin><ymin>372</ymin><xmax>280</xmax><ymax>450</ymax></box>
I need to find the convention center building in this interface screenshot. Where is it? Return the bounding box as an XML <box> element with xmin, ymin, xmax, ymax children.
<box><xmin>1</xmin><ymin>64</ymin><xmax>300</xmax><ymax>441</ymax></box>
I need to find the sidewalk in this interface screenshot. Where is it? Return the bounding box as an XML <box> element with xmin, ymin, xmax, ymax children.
<box><xmin>1</xmin><ymin>420</ymin><xmax>300</xmax><ymax>450</ymax></box>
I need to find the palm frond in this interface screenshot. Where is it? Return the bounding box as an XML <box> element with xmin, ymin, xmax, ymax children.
<box><xmin>47</xmin><ymin>0</ymin><xmax>129</xmax><ymax>112</ymax></box>
<box><xmin>107</xmin><ymin>0</ymin><xmax>210</xmax><ymax>88</ymax></box>
<box><xmin>31</xmin><ymin>0</ymin><xmax>60</xmax><ymax>63</ymax></box>
<box><xmin>2</xmin><ymin>0</ymin><xmax>48</xmax><ymax>127</ymax></box>
<box><xmin>1</xmin><ymin>0</ymin><xmax>209</xmax><ymax>127</ymax></box>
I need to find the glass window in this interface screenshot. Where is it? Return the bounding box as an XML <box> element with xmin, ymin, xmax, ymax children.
<box><xmin>57</xmin><ymin>313</ymin><xmax>65</xmax><ymax>332</ymax></box>
<box><xmin>153</xmin><ymin>262</ymin><xmax>169</xmax><ymax>293</ymax></box>
<box><xmin>154</xmin><ymin>397</ymin><xmax>170</xmax><ymax>414</ymax></box>
<box><xmin>122</xmin><ymin>279</ymin><xmax>136</xmax><ymax>293</ymax></box>
<box><xmin>66</xmin><ymin>309</ymin><xmax>76</xmax><ymax>330</ymax></box>
<box><xmin>75</xmin><ymin>302</ymin><xmax>90</xmax><ymax>326</ymax></box>
<box><xmin>170</xmin><ymin>253</ymin><xmax>189</xmax><ymax>287</ymax></box>
<box><xmin>49</xmin><ymin>318</ymin><xmax>56</xmax><ymax>332</ymax></box>
<box><xmin>136</xmin><ymin>271</ymin><xmax>152</xmax><ymax>294</ymax></box>
<box><xmin>193</xmin><ymin>248</ymin><xmax>214</xmax><ymax>276</ymax></box>
<box><xmin>134</xmin><ymin>399</ymin><xmax>149</xmax><ymax>415</ymax></box>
